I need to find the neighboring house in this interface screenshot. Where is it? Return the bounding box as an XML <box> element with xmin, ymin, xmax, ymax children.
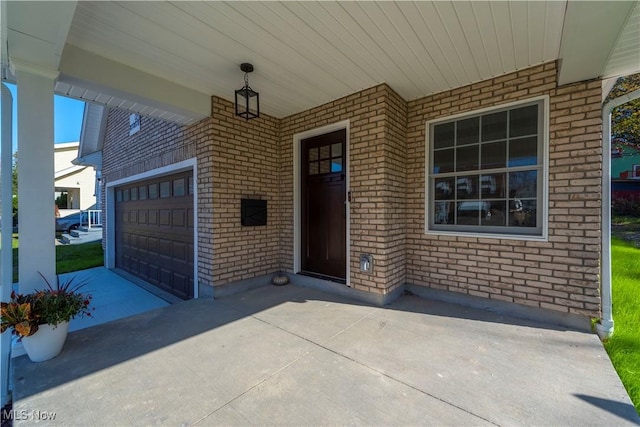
<box><xmin>54</xmin><ymin>142</ymin><xmax>96</xmax><ymax>214</ymax></box>
<box><xmin>611</xmin><ymin>139</ymin><xmax>640</xmax><ymax>197</ymax></box>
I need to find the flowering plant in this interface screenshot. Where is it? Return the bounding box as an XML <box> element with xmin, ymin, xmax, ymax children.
<box><xmin>1</xmin><ymin>273</ymin><xmax>93</xmax><ymax>338</ymax></box>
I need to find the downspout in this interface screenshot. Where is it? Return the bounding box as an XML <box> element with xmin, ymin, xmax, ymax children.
<box><xmin>596</xmin><ymin>88</ymin><xmax>640</xmax><ymax>340</ymax></box>
<box><xmin>1</xmin><ymin>83</ymin><xmax>13</xmax><ymax>406</ymax></box>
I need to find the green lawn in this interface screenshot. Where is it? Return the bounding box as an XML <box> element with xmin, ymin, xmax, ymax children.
<box><xmin>10</xmin><ymin>240</ymin><xmax>104</xmax><ymax>283</ymax></box>
<box><xmin>604</xmin><ymin>238</ymin><xmax>640</xmax><ymax>414</ymax></box>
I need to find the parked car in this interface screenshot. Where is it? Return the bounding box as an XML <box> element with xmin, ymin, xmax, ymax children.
<box><xmin>55</xmin><ymin>211</ymin><xmax>87</xmax><ymax>233</ymax></box>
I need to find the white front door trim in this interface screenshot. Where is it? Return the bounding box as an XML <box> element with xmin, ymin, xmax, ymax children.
<box><xmin>293</xmin><ymin>120</ymin><xmax>350</xmax><ymax>287</ymax></box>
<box><xmin>105</xmin><ymin>157</ymin><xmax>199</xmax><ymax>298</ymax></box>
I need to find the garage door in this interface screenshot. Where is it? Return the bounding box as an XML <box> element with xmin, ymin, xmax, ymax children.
<box><xmin>115</xmin><ymin>171</ymin><xmax>194</xmax><ymax>299</ymax></box>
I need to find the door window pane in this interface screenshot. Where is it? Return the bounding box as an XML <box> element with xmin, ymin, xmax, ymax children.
<box><xmin>331</xmin><ymin>143</ymin><xmax>342</xmax><ymax>158</ymax></box>
<box><xmin>309</xmin><ymin>162</ymin><xmax>319</xmax><ymax>175</ymax></box>
<box><xmin>139</xmin><ymin>186</ymin><xmax>147</xmax><ymax>200</ymax></box>
<box><xmin>319</xmin><ymin>160</ymin><xmax>330</xmax><ymax>174</ymax></box>
<box><xmin>116</xmin><ymin>190</ymin><xmax>122</xmax><ymax>202</ymax></box>
<box><xmin>188</xmin><ymin>176</ymin><xmax>194</xmax><ymax>195</ymax></box>
<box><xmin>123</xmin><ymin>189</ymin><xmax>130</xmax><ymax>202</ymax></box>
<box><xmin>320</xmin><ymin>145</ymin><xmax>330</xmax><ymax>160</ymax></box>
<box><xmin>309</xmin><ymin>147</ymin><xmax>318</xmax><ymax>161</ymax></box>
<box><xmin>331</xmin><ymin>158</ymin><xmax>342</xmax><ymax>172</ymax></box>
<box><xmin>130</xmin><ymin>187</ymin><xmax>138</xmax><ymax>201</ymax></box>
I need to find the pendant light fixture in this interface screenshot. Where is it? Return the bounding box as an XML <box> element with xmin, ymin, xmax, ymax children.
<box><xmin>235</xmin><ymin>63</ymin><xmax>259</xmax><ymax>120</ymax></box>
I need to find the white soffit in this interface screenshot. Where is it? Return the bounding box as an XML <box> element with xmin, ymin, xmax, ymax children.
<box><xmin>65</xmin><ymin>1</ymin><xmax>567</xmax><ymax>118</ymax></box>
<box><xmin>6</xmin><ymin>1</ymin><xmax>76</xmax><ymax>72</ymax></box>
<box><xmin>603</xmin><ymin>1</ymin><xmax>640</xmax><ymax>80</ymax></box>
<box><xmin>558</xmin><ymin>1</ymin><xmax>638</xmax><ymax>86</ymax></box>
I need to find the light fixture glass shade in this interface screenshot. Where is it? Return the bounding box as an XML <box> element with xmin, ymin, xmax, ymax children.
<box><xmin>235</xmin><ymin>85</ymin><xmax>259</xmax><ymax>120</ymax></box>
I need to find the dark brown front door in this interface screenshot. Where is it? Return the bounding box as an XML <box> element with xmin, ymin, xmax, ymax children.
<box><xmin>115</xmin><ymin>171</ymin><xmax>194</xmax><ymax>299</ymax></box>
<box><xmin>301</xmin><ymin>129</ymin><xmax>346</xmax><ymax>281</ymax></box>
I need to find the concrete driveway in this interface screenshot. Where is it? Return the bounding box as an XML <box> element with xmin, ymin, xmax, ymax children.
<box><xmin>11</xmin><ymin>284</ymin><xmax>640</xmax><ymax>426</ymax></box>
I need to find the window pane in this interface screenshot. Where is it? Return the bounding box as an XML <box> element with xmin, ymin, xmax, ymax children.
<box><xmin>481</xmin><ymin>141</ymin><xmax>506</xmax><ymax>169</ymax></box>
<box><xmin>433</xmin><ymin>149</ymin><xmax>454</xmax><ymax>174</ymax></box>
<box><xmin>331</xmin><ymin>143</ymin><xmax>342</xmax><ymax>158</ymax></box>
<box><xmin>320</xmin><ymin>145</ymin><xmax>330</xmax><ymax>160</ymax></box>
<box><xmin>481</xmin><ymin>111</ymin><xmax>507</xmax><ymax>141</ymax></box>
<box><xmin>331</xmin><ymin>158</ymin><xmax>342</xmax><ymax>172</ymax></box>
<box><xmin>509</xmin><ymin>105</ymin><xmax>538</xmax><ymax>137</ymax></box>
<box><xmin>116</xmin><ymin>190</ymin><xmax>122</xmax><ymax>202</ymax></box>
<box><xmin>148</xmin><ymin>184</ymin><xmax>158</xmax><ymax>199</ymax></box>
<box><xmin>456</xmin><ymin>117</ymin><xmax>479</xmax><ymax>146</ymax></box>
<box><xmin>309</xmin><ymin>162</ymin><xmax>319</xmax><ymax>175</ymax></box>
<box><xmin>139</xmin><ymin>186</ymin><xmax>147</xmax><ymax>200</ymax></box>
<box><xmin>509</xmin><ymin>170</ymin><xmax>537</xmax><ymax>199</ymax></box>
<box><xmin>130</xmin><ymin>187</ymin><xmax>138</xmax><ymax>201</ymax></box>
<box><xmin>434</xmin><ymin>177</ymin><xmax>454</xmax><ymax>200</ymax></box>
<box><xmin>434</xmin><ymin>122</ymin><xmax>455</xmax><ymax>149</ymax></box>
<box><xmin>481</xmin><ymin>173</ymin><xmax>505</xmax><ymax>198</ymax></box>
<box><xmin>160</xmin><ymin>181</ymin><xmax>170</xmax><ymax>198</ymax></box>
<box><xmin>509</xmin><ymin>136</ymin><xmax>538</xmax><ymax>167</ymax></box>
<box><xmin>309</xmin><ymin>147</ymin><xmax>318</xmax><ymax>161</ymax></box>
<box><xmin>434</xmin><ymin>201</ymin><xmax>453</xmax><ymax>224</ymax></box>
<box><xmin>320</xmin><ymin>160</ymin><xmax>330</xmax><ymax>174</ymax></box>
<box><xmin>456</xmin><ymin>145</ymin><xmax>479</xmax><ymax>171</ymax></box>
<box><xmin>123</xmin><ymin>189</ymin><xmax>130</xmax><ymax>202</ymax></box>
<box><xmin>173</xmin><ymin>178</ymin><xmax>185</xmax><ymax>196</ymax></box>
<box><xmin>457</xmin><ymin>201</ymin><xmax>485</xmax><ymax>225</ymax></box>
<box><xmin>456</xmin><ymin>175</ymin><xmax>479</xmax><ymax>199</ymax></box>
<box><xmin>481</xmin><ymin>201</ymin><xmax>506</xmax><ymax>226</ymax></box>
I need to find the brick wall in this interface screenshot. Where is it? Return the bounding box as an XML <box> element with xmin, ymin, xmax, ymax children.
<box><xmin>102</xmin><ymin>99</ymin><xmax>281</xmax><ymax>290</ymax></box>
<box><xmin>202</xmin><ymin>97</ymin><xmax>280</xmax><ymax>286</ymax></box>
<box><xmin>102</xmin><ymin>61</ymin><xmax>603</xmax><ymax>318</ymax></box>
<box><xmin>406</xmin><ymin>62</ymin><xmax>603</xmax><ymax>318</ymax></box>
<box><xmin>280</xmin><ymin>84</ymin><xmax>407</xmax><ymax>295</ymax></box>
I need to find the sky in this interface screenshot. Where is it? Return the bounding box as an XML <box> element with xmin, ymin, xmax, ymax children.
<box><xmin>1</xmin><ymin>82</ymin><xmax>85</xmax><ymax>152</ymax></box>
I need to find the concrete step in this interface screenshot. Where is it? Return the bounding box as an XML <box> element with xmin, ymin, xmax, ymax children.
<box><xmin>60</xmin><ymin>232</ymin><xmax>102</xmax><ymax>245</ymax></box>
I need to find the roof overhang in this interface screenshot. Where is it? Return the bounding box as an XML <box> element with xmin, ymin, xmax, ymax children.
<box><xmin>2</xmin><ymin>1</ymin><xmax>639</xmax><ymax>124</ymax></box>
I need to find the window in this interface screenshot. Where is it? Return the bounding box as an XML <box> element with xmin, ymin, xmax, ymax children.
<box><xmin>427</xmin><ymin>98</ymin><xmax>546</xmax><ymax>237</ymax></box>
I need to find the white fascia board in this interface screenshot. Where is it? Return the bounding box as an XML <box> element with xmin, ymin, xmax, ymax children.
<box><xmin>55</xmin><ymin>164</ymin><xmax>86</xmax><ymax>180</ymax></box>
<box><xmin>72</xmin><ymin>151</ymin><xmax>102</xmax><ymax>169</ymax></box>
<box><xmin>59</xmin><ymin>44</ymin><xmax>211</xmax><ymax>122</ymax></box>
<box><xmin>558</xmin><ymin>1</ymin><xmax>636</xmax><ymax>86</ymax></box>
<box><xmin>78</xmin><ymin>102</ymin><xmax>108</xmax><ymax>157</ymax></box>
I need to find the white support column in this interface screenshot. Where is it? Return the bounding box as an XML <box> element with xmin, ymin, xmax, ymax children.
<box><xmin>14</xmin><ymin>63</ymin><xmax>58</xmax><ymax>293</ymax></box>
<box><xmin>1</xmin><ymin>83</ymin><xmax>14</xmax><ymax>407</ymax></box>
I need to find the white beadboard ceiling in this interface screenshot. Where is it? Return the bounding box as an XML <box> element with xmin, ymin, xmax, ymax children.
<box><xmin>3</xmin><ymin>1</ymin><xmax>639</xmax><ymax>124</ymax></box>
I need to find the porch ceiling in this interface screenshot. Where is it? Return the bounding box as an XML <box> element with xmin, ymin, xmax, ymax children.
<box><xmin>2</xmin><ymin>1</ymin><xmax>639</xmax><ymax>123</ymax></box>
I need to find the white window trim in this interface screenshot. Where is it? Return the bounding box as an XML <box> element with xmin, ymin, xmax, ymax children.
<box><xmin>424</xmin><ymin>95</ymin><xmax>549</xmax><ymax>241</ymax></box>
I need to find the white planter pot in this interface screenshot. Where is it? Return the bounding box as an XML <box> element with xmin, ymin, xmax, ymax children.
<box><xmin>22</xmin><ymin>321</ymin><xmax>70</xmax><ymax>362</ymax></box>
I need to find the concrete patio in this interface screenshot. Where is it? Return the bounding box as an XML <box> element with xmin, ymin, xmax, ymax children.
<box><xmin>11</xmin><ymin>278</ymin><xmax>640</xmax><ymax>426</ymax></box>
